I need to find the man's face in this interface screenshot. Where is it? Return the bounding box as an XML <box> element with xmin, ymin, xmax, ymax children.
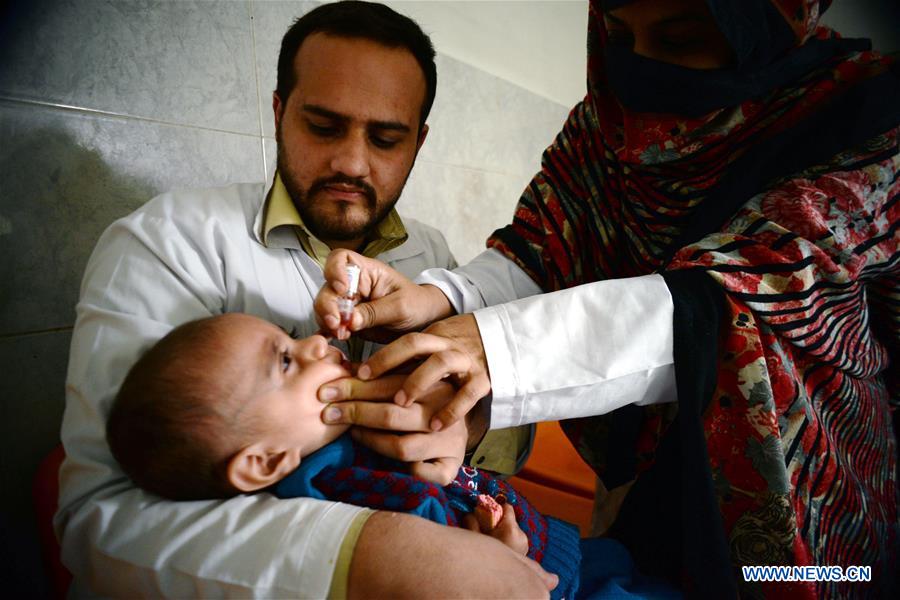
<box><xmin>273</xmin><ymin>33</ymin><xmax>429</xmax><ymax>246</ymax></box>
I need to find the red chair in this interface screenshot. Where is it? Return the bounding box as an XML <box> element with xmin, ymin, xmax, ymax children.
<box><xmin>510</xmin><ymin>421</ymin><xmax>597</xmax><ymax>535</ymax></box>
<box><xmin>32</xmin><ymin>445</ymin><xmax>72</xmax><ymax>600</ymax></box>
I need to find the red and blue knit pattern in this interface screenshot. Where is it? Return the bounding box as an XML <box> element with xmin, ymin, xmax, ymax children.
<box><xmin>314</xmin><ymin>446</ymin><xmax>551</xmax><ymax>562</ymax></box>
<box><xmin>274</xmin><ymin>435</ymin><xmax>581</xmax><ymax>599</ymax></box>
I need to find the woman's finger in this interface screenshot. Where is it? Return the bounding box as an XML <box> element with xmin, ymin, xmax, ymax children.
<box><xmin>350</xmin><ymin>424</ymin><xmax>465</xmax><ymax>461</ymax></box>
<box><xmin>318</xmin><ymin>374</ymin><xmax>407</xmax><ymax>403</ymax></box>
<box><xmin>396</xmin><ymin>349</ymin><xmax>471</xmax><ymax>406</ymax></box>
<box><xmin>323</xmin><ymin>400</ymin><xmax>429</xmax><ymax>431</ymax></box>
<box><xmin>409</xmin><ymin>457</ymin><xmax>458</xmax><ymax>486</ymax></box>
<box><xmin>359</xmin><ymin>332</ymin><xmax>454</xmax><ymax>380</ymax></box>
<box><xmin>431</xmin><ymin>376</ymin><xmax>491</xmax><ymax>431</ymax></box>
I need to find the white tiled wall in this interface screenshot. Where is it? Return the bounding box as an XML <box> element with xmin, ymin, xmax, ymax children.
<box><xmin>0</xmin><ymin>1</ymin><xmax>568</xmax><ymax>592</ymax></box>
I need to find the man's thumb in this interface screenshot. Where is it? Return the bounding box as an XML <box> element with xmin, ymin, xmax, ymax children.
<box><xmin>352</xmin><ymin>295</ymin><xmax>411</xmax><ymax>333</ymax></box>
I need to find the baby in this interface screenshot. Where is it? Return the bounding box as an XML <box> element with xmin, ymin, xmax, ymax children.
<box><xmin>108</xmin><ymin>313</ymin><xmax>357</xmax><ymax>501</ymax></box>
<box><xmin>106</xmin><ymin>313</ymin><xmax>580</xmax><ymax>599</ymax></box>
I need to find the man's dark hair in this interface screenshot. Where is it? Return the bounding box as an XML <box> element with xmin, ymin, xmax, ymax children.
<box><xmin>276</xmin><ymin>1</ymin><xmax>437</xmax><ymax>130</ymax></box>
<box><xmin>106</xmin><ymin>317</ymin><xmax>249</xmax><ymax>501</ymax></box>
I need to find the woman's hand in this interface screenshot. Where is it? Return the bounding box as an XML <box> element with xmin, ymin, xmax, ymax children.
<box><xmin>319</xmin><ymin>374</ymin><xmax>468</xmax><ymax>485</ymax></box>
<box><xmin>356</xmin><ymin>314</ymin><xmax>492</xmax><ymax>432</ymax></box>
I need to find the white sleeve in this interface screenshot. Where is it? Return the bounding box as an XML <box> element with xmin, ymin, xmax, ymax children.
<box><xmin>415</xmin><ymin>248</ymin><xmax>542</xmax><ymax>314</ymax></box>
<box><xmin>473</xmin><ymin>274</ymin><xmax>677</xmax><ymax>429</ymax></box>
<box><xmin>56</xmin><ymin>209</ymin><xmax>364</xmax><ymax>598</ymax></box>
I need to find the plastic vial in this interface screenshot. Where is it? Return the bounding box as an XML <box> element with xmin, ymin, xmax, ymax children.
<box><xmin>337</xmin><ymin>263</ymin><xmax>361</xmax><ymax>327</ymax></box>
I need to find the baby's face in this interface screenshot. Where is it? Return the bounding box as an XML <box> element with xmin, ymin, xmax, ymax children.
<box><xmin>220</xmin><ymin>314</ymin><xmax>352</xmax><ymax>457</ymax></box>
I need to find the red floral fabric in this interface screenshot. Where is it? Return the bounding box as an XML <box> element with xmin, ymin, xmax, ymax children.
<box><xmin>487</xmin><ymin>1</ymin><xmax>898</xmax><ymax>597</ymax></box>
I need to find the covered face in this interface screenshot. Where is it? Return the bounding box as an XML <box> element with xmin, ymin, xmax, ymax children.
<box><xmin>601</xmin><ymin>0</ymin><xmax>735</xmax><ymax>70</ymax></box>
<box><xmin>594</xmin><ymin>0</ymin><xmax>861</xmax><ymax>116</ymax></box>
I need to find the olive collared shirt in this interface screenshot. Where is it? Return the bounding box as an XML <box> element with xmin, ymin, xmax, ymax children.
<box><xmin>261</xmin><ymin>172</ymin><xmax>533</xmax><ymax>598</ymax></box>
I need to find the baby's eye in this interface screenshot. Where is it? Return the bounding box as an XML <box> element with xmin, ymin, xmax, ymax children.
<box><xmin>281</xmin><ymin>352</ymin><xmax>292</xmax><ymax>373</ymax></box>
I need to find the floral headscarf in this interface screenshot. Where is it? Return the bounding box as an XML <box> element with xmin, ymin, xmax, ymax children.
<box><xmin>486</xmin><ymin>1</ymin><xmax>900</xmax><ymax>596</ymax></box>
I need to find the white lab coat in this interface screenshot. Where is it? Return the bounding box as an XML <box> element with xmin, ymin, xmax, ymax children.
<box><xmin>417</xmin><ymin>250</ymin><xmax>678</xmax><ymax>429</ymax></box>
<box><xmin>56</xmin><ymin>182</ymin><xmax>456</xmax><ymax>598</ymax></box>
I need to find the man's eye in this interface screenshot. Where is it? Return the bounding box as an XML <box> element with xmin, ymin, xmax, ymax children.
<box><xmin>308</xmin><ymin>123</ymin><xmax>338</xmax><ymax>137</ymax></box>
<box><xmin>371</xmin><ymin>136</ymin><xmax>399</xmax><ymax>149</ymax></box>
<box><xmin>282</xmin><ymin>352</ymin><xmax>292</xmax><ymax>373</ymax></box>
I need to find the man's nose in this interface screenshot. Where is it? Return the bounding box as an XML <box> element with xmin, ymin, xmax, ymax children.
<box><xmin>330</xmin><ymin>131</ymin><xmax>371</xmax><ymax>179</ymax></box>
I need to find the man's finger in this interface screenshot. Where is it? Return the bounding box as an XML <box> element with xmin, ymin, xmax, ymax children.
<box><xmin>352</xmin><ymin>294</ymin><xmax>424</xmax><ymax>335</ymax></box>
<box><xmin>517</xmin><ymin>554</ymin><xmax>558</xmax><ymax>592</ymax></box>
<box><xmin>492</xmin><ymin>504</ymin><xmax>528</xmax><ymax>556</ymax></box>
<box><xmin>318</xmin><ymin>374</ymin><xmax>406</xmax><ymax>403</ymax></box>
<box><xmin>351</xmin><ymin>296</ymin><xmax>387</xmax><ymax>332</ymax></box>
<box><xmin>500</xmin><ymin>503</ymin><xmax>517</xmax><ymax>527</ymax></box>
<box><xmin>318</xmin><ymin>249</ymin><xmax>372</xmax><ymax>337</ymax></box>
<box><xmin>462</xmin><ymin>513</ymin><xmax>481</xmax><ymax>533</ymax></box>
<box><xmin>313</xmin><ymin>287</ymin><xmax>342</xmax><ymax>335</ymax></box>
<box><xmin>322</xmin><ymin>248</ymin><xmax>364</xmax><ymax>295</ymax></box>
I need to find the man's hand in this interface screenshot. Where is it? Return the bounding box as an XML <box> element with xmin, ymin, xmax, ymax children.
<box><xmin>316</xmin><ymin>249</ymin><xmax>454</xmax><ymax>341</ymax></box>
<box><xmin>356</xmin><ymin>314</ymin><xmax>492</xmax><ymax>432</ymax></box>
<box><xmin>320</xmin><ymin>375</ymin><xmax>467</xmax><ymax>485</ymax></box>
<box><xmin>349</xmin><ymin>511</ymin><xmax>557</xmax><ymax>599</ymax></box>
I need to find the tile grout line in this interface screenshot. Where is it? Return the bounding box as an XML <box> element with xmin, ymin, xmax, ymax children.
<box><xmin>0</xmin><ymin>326</ymin><xmax>74</xmax><ymax>340</ymax></box>
<box><xmin>416</xmin><ymin>157</ymin><xmax>534</xmax><ymax>179</ymax></box>
<box><xmin>0</xmin><ymin>102</ymin><xmax>536</xmax><ymax>180</ymax></box>
<box><xmin>247</xmin><ymin>0</ymin><xmax>270</xmax><ymax>182</ymax></box>
<box><xmin>0</xmin><ymin>95</ymin><xmax>261</xmax><ymax>140</ymax></box>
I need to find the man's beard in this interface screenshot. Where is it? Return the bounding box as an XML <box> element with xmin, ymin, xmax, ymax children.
<box><xmin>276</xmin><ymin>143</ymin><xmax>406</xmax><ymax>243</ymax></box>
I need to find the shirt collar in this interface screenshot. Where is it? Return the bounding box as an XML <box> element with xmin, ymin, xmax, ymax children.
<box><xmin>260</xmin><ymin>171</ymin><xmax>408</xmax><ymax>267</ymax></box>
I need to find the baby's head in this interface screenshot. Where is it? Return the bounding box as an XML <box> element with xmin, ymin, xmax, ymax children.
<box><xmin>107</xmin><ymin>313</ymin><xmax>351</xmax><ymax>500</ymax></box>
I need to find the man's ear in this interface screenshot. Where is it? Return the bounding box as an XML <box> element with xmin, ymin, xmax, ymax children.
<box><xmin>226</xmin><ymin>444</ymin><xmax>301</xmax><ymax>493</ymax></box>
<box><xmin>272</xmin><ymin>92</ymin><xmax>285</xmax><ymax>134</ymax></box>
<box><xmin>415</xmin><ymin>123</ymin><xmax>429</xmax><ymax>153</ymax></box>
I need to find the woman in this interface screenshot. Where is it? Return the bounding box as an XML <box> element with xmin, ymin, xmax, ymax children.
<box><xmin>317</xmin><ymin>1</ymin><xmax>899</xmax><ymax>596</ymax></box>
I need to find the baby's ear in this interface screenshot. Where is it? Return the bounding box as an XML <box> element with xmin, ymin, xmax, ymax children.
<box><xmin>227</xmin><ymin>444</ymin><xmax>302</xmax><ymax>492</ymax></box>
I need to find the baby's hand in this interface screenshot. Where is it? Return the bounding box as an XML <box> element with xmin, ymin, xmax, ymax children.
<box><xmin>463</xmin><ymin>501</ymin><xmax>529</xmax><ymax>556</ymax></box>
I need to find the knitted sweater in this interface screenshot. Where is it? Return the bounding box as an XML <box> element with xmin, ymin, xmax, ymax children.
<box><xmin>274</xmin><ymin>434</ymin><xmax>581</xmax><ymax>599</ymax></box>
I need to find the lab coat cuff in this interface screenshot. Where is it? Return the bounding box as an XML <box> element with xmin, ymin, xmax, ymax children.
<box><xmin>474</xmin><ymin>305</ymin><xmax>521</xmax><ymax>429</ymax></box>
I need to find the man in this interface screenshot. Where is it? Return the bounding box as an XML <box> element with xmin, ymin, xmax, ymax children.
<box><xmin>314</xmin><ymin>0</ymin><xmax>900</xmax><ymax>597</ymax></box>
<box><xmin>56</xmin><ymin>2</ymin><xmax>555</xmax><ymax>597</ymax></box>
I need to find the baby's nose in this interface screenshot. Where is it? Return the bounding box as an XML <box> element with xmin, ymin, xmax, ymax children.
<box><xmin>294</xmin><ymin>335</ymin><xmax>330</xmax><ymax>365</ymax></box>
